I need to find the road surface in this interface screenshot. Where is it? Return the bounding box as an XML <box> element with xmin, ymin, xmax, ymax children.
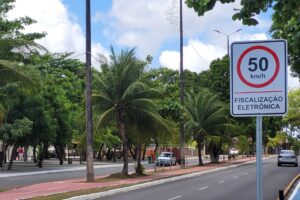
<box><xmin>98</xmin><ymin>157</ymin><xmax>299</xmax><ymax>200</ymax></box>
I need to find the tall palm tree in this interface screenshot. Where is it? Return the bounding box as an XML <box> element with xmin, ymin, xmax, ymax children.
<box><xmin>93</xmin><ymin>47</ymin><xmax>170</xmax><ymax>175</ymax></box>
<box><xmin>185</xmin><ymin>89</ymin><xmax>228</xmax><ymax>166</ymax></box>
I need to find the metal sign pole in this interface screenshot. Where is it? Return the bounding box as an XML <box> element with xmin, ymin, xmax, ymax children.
<box><xmin>256</xmin><ymin>116</ymin><xmax>263</xmax><ymax>200</ymax></box>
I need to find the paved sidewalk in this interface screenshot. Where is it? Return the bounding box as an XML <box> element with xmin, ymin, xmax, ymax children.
<box><xmin>0</xmin><ymin>156</ymin><xmax>260</xmax><ymax>200</ymax></box>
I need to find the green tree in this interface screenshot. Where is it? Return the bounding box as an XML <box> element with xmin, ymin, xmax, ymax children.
<box><xmin>199</xmin><ymin>56</ymin><xmax>230</xmax><ymax>102</ymax></box>
<box><xmin>284</xmin><ymin>89</ymin><xmax>300</xmax><ymax>127</ymax></box>
<box><xmin>0</xmin><ymin>60</ymin><xmax>37</xmax><ymax>89</ymax></box>
<box><xmin>0</xmin><ymin>117</ymin><xmax>33</xmax><ymax>170</ymax></box>
<box><xmin>185</xmin><ymin>89</ymin><xmax>228</xmax><ymax>165</ymax></box>
<box><xmin>186</xmin><ymin>0</ymin><xmax>300</xmax><ymax>76</ymax></box>
<box><xmin>93</xmin><ymin>47</ymin><xmax>169</xmax><ymax>175</ymax></box>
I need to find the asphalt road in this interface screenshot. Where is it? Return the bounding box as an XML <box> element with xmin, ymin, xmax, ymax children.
<box><xmin>0</xmin><ymin>157</ymin><xmax>203</xmax><ymax>189</ymax></box>
<box><xmin>98</xmin><ymin>157</ymin><xmax>300</xmax><ymax>200</ymax></box>
<box><xmin>0</xmin><ymin>164</ymin><xmax>143</xmax><ymax>189</ymax></box>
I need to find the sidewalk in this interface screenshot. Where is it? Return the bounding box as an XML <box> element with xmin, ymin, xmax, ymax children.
<box><xmin>0</xmin><ymin>156</ymin><xmax>262</xmax><ymax>200</ymax></box>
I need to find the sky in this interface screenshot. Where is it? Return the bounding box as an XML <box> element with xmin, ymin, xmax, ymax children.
<box><xmin>8</xmin><ymin>0</ymin><xmax>300</xmax><ymax>89</ymax></box>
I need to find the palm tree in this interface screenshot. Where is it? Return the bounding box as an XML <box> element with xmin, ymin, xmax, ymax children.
<box><xmin>93</xmin><ymin>47</ymin><xmax>170</xmax><ymax>175</ymax></box>
<box><xmin>185</xmin><ymin>89</ymin><xmax>228</xmax><ymax>166</ymax></box>
<box><xmin>0</xmin><ymin>60</ymin><xmax>36</xmax><ymax>88</ymax></box>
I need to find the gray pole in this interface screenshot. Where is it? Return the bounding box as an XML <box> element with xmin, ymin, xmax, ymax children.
<box><xmin>179</xmin><ymin>0</ymin><xmax>185</xmax><ymax>168</ymax></box>
<box><xmin>256</xmin><ymin>116</ymin><xmax>263</xmax><ymax>200</ymax></box>
<box><xmin>85</xmin><ymin>0</ymin><xmax>94</xmax><ymax>182</ymax></box>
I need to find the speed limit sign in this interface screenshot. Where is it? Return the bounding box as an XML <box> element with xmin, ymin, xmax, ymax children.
<box><xmin>230</xmin><ymin>40</ymin><xmax>287</xmax><ymax>116</ymax></box>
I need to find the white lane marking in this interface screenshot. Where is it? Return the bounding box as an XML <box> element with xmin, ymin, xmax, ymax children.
<box><xmin>168</xmin><ymin>195</ymin><xmax>182</xmax><ymax>200</ymax></box>
<box><xmin>233</xmin><ymin>176</ymin><xmax>239</xmax><ymax>179</ymax></box>
<box><xmin>198</xmin><ymin>186</ymin><xmax>208</xmax><ymax>191</ymax></box>
<box><xmin>218</xmin><ymin>180</ymin><xmax>225</xmax><ymax>183</ymax></box>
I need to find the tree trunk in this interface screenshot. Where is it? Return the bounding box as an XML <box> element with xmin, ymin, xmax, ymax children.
<box><xmin>97</xmin><ymin>144</ymin><xmax>104</xmax><ymax>160</ymax></box>
<box><xmin>79</xmin><ymin>150</ymin><xmax>83</xmax><ymax>164</ymax></box>
<box><xmin>38</xmin><ymin>144</ymin><xmax>47</xmax><ymax>168</ymax></box>
<box><xmin>8</xmin><ymin>145</ymin><xmax>18</xmax><ymax>170</ymax></box>
<box><xmin>117</xmin><ymin>109</ymin><xmax>128</xmax><ymax>175</ymax></box>
<box><xmin>129</xmin><ymin>145</ymin><xmax>137</xmax><ymax>160</ymax></box>
<box><xmin>0</xmin><ymin>142</ymin><xmax>4</xmax><ymax>168</ymax></box>
<box><xmin>197</xmin><ymin>141</ymin><xmax>204</xmax><ymax>166</ymax></box>
<box><xmin>55</xmin><ymin>145</ymin><xmax>64</xmax><ymax>165</ymax></box>
<box><xmin>142</xmin><ymin>145</ymin><xmax>147</xmax><ymax>161</ymax></box>
<box><xmin>0</xmin><ymin>151</ymin><xmax>3</xmax><ymax>168</ymax></box>
<box><xmin>154</xmin><ymin>139</ymin><xmax>159</xmax><ymax>155</ymax></box>
<box><xmin>33</xmin><ymin>145</ymin><xmax>37</xmax><ymax>163</ymax></box>
<box><xmin>209</xmin><ymin>143</ymin><xmax>220</xmax><ymax>164</ymax></box>
<box><xmin>113</xmin><ymin>147</ymin><xmax>116</xmax><ymax>162</ymax></box>
<box><xmin>106</xmin><ymin>148</ymin><xmax>112</xmax><ymax>161</ymax></box>
<box><xmin>24</xmin><ymin>146</ymin><xmax>28</xmax><ymax>161</ymax></box>
<box><xmin>136</xmin><ymin>144</ymin><xmax>143</xmax><ymax>174</ymax></box>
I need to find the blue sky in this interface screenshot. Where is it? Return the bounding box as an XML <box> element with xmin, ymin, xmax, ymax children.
<box><xmin>9</xmin><ymin>0</ymin><xmax>299</xmax><ymax>88</ymax></box>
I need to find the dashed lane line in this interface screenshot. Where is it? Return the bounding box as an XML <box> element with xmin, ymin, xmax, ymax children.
<box><xmin>168</xmin><ymin>195</ymin><xmax>182</xmax><ymax>200</ymax></box>
<box><xmin>198</xmin><ymin>186</ymin><xmax>208</xmax><ymax>191</ymax></box>
<box><xmin>233</xmin><ymin>176</ymin><xmax>239</xmax><ymax>179</ymax></box>
<box><xmin>218</xmin><ymin>180</ymin><xmax>225</xmax><ymax>183</ymax></box>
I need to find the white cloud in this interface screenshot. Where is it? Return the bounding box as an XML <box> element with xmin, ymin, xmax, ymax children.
<box><xmin>8</xmin><ymin>0</ymin><xmax>109</xmax><ymax>67</ymax></box>
<box><xmin>104</xmin><ymin>0</ymin><xmax>175</xmax><ymax>57</ymax></box>
<box><xmin>159</xmin><ymin>39</ymin><xmax>225</xmax><ymax>73</ymax></box>
<box><xmin>103</xmin><ymin>0</ymin><xmax>271</xmax><ymax>61</ymax></box>
<box><xmin>288</xmin><ymin>67</ymin><xmax>300</xmax><ymax>90</ymax></box>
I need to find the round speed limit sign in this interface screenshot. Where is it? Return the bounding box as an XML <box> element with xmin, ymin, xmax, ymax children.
<box><xmin>230</xmin><ymin>40</ymin><xmax>287</xmax><ymax>117</ymax></box>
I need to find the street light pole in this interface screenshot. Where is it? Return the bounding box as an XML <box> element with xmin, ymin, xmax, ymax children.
<box><xmin>179</xmin><ymin>0</ymin><xmax>185</xmax><ymax>168</ymax></box>
<box><xmin>85</xmin><ymin>0</ymin><xmax>94</xmax><ymax>182</ymax></box>
<box><xmin>214</xmin><ymin>29</ymin><xmax>242</xmax><ymax>56</ymax></box>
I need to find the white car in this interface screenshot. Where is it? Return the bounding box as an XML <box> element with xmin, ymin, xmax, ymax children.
<box><xmin>156</xmin><ymin>152</ymin><xmax>176</xmax><ymax>166</ymax></box>
<box><xmin>278</xmin><ymin>150</ymin><xmax>298</xmax><ymax>167</ymax></box>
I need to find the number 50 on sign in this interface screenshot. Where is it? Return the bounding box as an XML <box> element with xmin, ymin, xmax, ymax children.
<box><xmin>230</xmin><ymin>40</ymin><xmax>288</xmax><ymax>117</ymax></box>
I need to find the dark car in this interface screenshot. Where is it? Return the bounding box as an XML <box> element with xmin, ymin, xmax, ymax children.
<box><xmin>277</xmin><ymin>150</ymin><xmax>298</xmax><ymax>167</ymax></box>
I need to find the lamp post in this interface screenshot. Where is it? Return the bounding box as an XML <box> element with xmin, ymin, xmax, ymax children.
<box><xmin>85</xmin><ymin>0</ymin><xmax>94</xmax><ymax>182</ymax></box>
<box><xmin>214</xmin><ymin>29</ymin><xmax>242</xmax><ymax>56</ymax></box>
<box><xmin>179</xmin><ymin>0</ymin><xmax>185</xmax><ymax>168</ymax></box>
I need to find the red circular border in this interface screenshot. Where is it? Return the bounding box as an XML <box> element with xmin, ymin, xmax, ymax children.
<box><xmin>237</xmin><ymin>45</ymin><xmax>280</xmax><ymax>88</ymax></box>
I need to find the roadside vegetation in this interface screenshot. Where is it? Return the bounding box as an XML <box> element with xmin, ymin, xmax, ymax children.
<box><xmin>0</xmin><ymin>0</ymin><xmax>299</xmax><ymax>180</ymax></box>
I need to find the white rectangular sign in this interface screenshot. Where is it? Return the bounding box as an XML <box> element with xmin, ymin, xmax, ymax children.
<box><xmin>230</xmin><ymin>40</ymin><xmax>288</xmax><ymax>117</ymax></box>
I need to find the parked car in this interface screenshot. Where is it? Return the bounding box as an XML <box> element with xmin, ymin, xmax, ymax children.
<box><xmin>156</xmin><ymin>152</ymin><xmax>177</xmax><ymax>166</ymax></box>
<box><xmin>278</xmin><ymin>149</ymin><xmax>298</xmax><ymax>167</ymax></box>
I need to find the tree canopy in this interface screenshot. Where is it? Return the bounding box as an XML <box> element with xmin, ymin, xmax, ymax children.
<box><xmin>186</xmin><ymin>0</ymin><xmax>300</xmax><ymax>77</ymax></box>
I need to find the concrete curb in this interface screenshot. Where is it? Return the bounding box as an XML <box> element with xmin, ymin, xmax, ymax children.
<box><xmin>66</xmin><ymin>156</ymin><xmax>274</xmax><ymax>200</ymax></box>
<box><xmin>279</xmin><ymin>173</ymin><xmax>300</xmax><ymax>200</ymax></box>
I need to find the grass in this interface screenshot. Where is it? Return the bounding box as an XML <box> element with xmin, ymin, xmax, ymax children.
<box><xmin>92</xmin><ymin>172</ymin><xmax>148</xmax><ymax>183</ymax></box>
<box><xmin>29</xmin><ymin>173</ymin><xmax>148</xmax><ymax>200</ymax></box>
<box><xmin>0</xmin><ymin>188</ymin><xmax>7</xmax><ymax>193</ymax></box>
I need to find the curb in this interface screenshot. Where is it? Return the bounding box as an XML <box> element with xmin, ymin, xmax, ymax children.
<box><xmin>279</xmin><ymin>173</ymin><xmax>300</xmax><ymax>200</ymax></box>
<box><xmin>66</xmin><ymin>156</ymin><xmax>274</xmax><ymax>200</ymax></box>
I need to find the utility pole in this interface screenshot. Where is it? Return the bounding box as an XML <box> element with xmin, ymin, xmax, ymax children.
<box><xmin>179</xmin><ymin>0</ymin><xmax>185</xmax><ymax>168</ymax></box>
<box><xmin>85</xmin><ymin>0</ymin><xmax>94</xmax><ymax>182</ymax></box>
